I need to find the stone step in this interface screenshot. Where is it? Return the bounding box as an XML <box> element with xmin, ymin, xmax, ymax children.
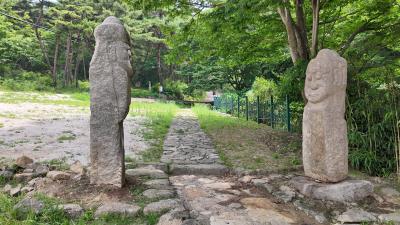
<box><xmin>125</xmin><ymin>168</ymin><xmax>168</xmax><ymax>183</ymax></box>
<box><xmin>169</xmin><ymin>164</ymin><xmax>229</xmax><ymax>176</ymax></box>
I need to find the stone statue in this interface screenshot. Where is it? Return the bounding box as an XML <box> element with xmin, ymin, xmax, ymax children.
<box><xmin>89</xmin><ymin>16</ymin><xmax>133</xmax><ymax>188</ymax></box>
<box><xmin>302</xmin><ymin>49</ymin><xmax>348</xmax><ymax>183</ymax></box>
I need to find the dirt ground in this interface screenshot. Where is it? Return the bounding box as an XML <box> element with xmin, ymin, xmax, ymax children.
<box><xmin>0</xmin><ymin>102</ymin><xmax>150</xmax><ymax>165</ymax></box>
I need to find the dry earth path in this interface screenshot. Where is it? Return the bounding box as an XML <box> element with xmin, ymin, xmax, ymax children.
<box><xmin>0</xmin><ymin>101</ymin><xmax>149</xmax><ymax>165</ymax></box>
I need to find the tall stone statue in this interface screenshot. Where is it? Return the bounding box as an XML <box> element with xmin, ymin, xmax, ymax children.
<box><xmin>303</xmin><ymin>49</ymin><xmax>348</xmax><ymax>183</ymax></box>
<box><xmin>89</xmin><ymin>16</ymin><xmax>133</xmax><ymax>188</ymax></box>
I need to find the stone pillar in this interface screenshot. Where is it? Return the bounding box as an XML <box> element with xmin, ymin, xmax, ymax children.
<box><xmin>89</xmin><ymin>16</ymin><xmax>133</xmax><ymax>188</ymax></box>
<box><xmin>303</xmin><ymin>49</ymin><xmax>348</xmax><ymax>183</ymax></box>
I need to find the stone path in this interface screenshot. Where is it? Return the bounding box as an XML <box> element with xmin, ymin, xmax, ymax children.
<box><xmin>161</xmin><ymin>109</ymin><xmax>228</xmax><ymax>175</ymax></box>
<box><xmin>133</xmin><ymin>109</ymin><xmax>320</xmax><ymax>225</ymax></box>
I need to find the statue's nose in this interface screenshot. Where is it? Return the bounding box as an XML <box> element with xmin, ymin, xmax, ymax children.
<box><xmin>310</xmin><ymin>82</ymin><xmax>318</xmax><ymax>90</ymax></box>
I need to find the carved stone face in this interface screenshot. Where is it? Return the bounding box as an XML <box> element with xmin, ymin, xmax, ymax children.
<box><xmin>305</xmin><ymin>61</ymin><xmax>334</xmax><ymax>103</ymax></box>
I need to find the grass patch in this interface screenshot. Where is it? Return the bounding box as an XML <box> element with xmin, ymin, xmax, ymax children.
<box><xmin>0</xmin><ymin>191</ymin><xmax>160</xmax><ymax>225</ymax></box>
<box><xmin>130</xmin><ymin>101</ymin><xmax>179</xmax><ymax>162</ymax></box>
<box><xmin>42</xmin><ymin>158</ymin><xmax>70</xmax><ymax>171</ymax></box>
<box><xmin>192</xmin><ymin>104</ymin><xmax>302</xmax><ymax>172</ymax></box>
<box><xmin>0</xmin><ymin>91</ymin><xmax>89</xmax><ymax>107</ymax></box>
<box><xmin>131</xmin><ymin>88</ymin><xmax>157</xmax><ymax>98</ymax></box>
<box><xmin>57</xmin><ymin>132</ymin><xmax>77</xmax><ymax>143</ymax></box>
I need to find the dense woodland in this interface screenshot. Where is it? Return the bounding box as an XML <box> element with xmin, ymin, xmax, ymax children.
<box><xmin>0</xmin><ymin>0</ymin><xmax>399</xmax><ymax>177</ymax></box>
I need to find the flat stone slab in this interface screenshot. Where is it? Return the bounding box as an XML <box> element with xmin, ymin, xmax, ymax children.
<box><xmin>290</xmin><ymin>176</ymin><xmax>373</xmax><ymax>203</ymax></box>
<box><xmin>144</xmin><ymin>179</ymin><xmax>172</xmax><ymax>190</ymax></box>
<box><xmin>337</xmin><ymin>208</ymin><xmax>376</xmax><ymax>223</ymax></box>
<box><xmin>143</xmin><ymin>189</ymin><xmax>175</xmax><ymax>199</ymax></box>
<box><xmin>125</xmin><ymin>168</ymin><xmax>168</xmax><ymax>183</ymax></box>
<box><xmin>143</xmin><ymin>199</ymin><xmax>182</xmax><ymax>215</ymax></box>
<box><xmin>170</xmin><ymin>164</ymin><xmax>229</xmax><ymax>176</ymax></box>
<box><xmin>94</xmin><ymin>202</ymin><xmax>140</xmax><ymax>218</ymax></box>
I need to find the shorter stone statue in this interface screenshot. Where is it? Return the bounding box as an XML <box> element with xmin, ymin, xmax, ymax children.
<box><xmin>89</xmin><ymin>16</ymin><xmax>133</xmax><ymax>187</ymax></box>
<box><xmin>303</xmin><ymin>49</ymin><xmax>348</xmax><ymax>183</ymax></box>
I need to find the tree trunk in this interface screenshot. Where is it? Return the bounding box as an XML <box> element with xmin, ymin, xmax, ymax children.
<box><xmin>52</xmin><ymin>34</ymin><xmax>60</xmax><ymax>88</ymax></box>
<box><xmin>311</xmin><ymin>0</ymin><xmax>320</xmax><ymax>57</ymax></box>
<box><xmin>278</xmin><ymin>6</ymin><xmax>300</xmax><ymax>64</ymax></box>
<box><xmin>157</xmin><ymin>43</ymin><xmax>163</xmax><ymax>85</ymax></box>
<box><xmin>74</xmin><ymin>57</ymin><xmax>81</xmax><ymax>88</ymax></box>
<box><xmin>64</xmin><ymin>32</ymin><xmax>72</xmax><ymax>87</ymax></box>
<box><xmin>294</xmin><ymin>0</ymin><xmax>309</xmax><ymax>60</ymax></box>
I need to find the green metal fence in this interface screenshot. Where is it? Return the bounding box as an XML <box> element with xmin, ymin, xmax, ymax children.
<box><xmin>213</xmin><ymin>94</ymin><xmax>294</xmax><ymax>132</ymax></box>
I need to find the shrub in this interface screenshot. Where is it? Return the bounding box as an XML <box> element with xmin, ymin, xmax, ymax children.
<box><xmin>246</xmin><ymin>77</ymin><xmax>277</xmax><ymax>102</ymax></box>
<box><xmin>163</xmin><ymin>79</ymin><xmax>188</xmax><ymax>100</ymax></box>
<box><xmin>0</xmin><ymin>71</ymin><xmax>53</xmax><ymax>91</ymax></box>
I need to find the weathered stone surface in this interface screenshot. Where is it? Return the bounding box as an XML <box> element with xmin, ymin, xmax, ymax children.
<box><xmin>303</xmin><ymin>49</ymin><xmax>348</xmax><ymax>182</ymax></box>
<box><xmin>14</xmin><ymin>173</ymin><xmax>34</xmax><ymax>182</ymax></box>
<box><xmin>273</xmin><ymin>185</ymin><xmax>296</xmax><ymax>203</ymax></box>
<box><xmin>336</xmin><ymin>208</ymin><xmax>376</xmax><ymax>223</ymax></box>
<box><xmin>143</xmin><ymin>199</ymin><xmax>181</xmax><ymax>215</ymax></box>
<box><xmin>144</xmin><ymin>179</ymin><xmax>172</xmax><ymax>190</ymax></box>
<box><xmin>3</xmin><ymin>184</ymin><xmax>12</xmax><ymax>193</ymax></box>
<box><xmin>157</xmin><ymin>213</ymin><xmax>183</xmax><ymax>225</ymax></box>
<box><xmin>125</xmin><ymin>168</ymin><xmax>168</xmax><ymax>182</ymax></box>
<box><xmin>15</xmin><ymin>156</ymin><xmax>33</xmax><ymax>168</ymax></box>
<box><xmin>70</xmin><ymin>161</ymin><xmax>85</xmax><ymax>175</ymax></box>
<box><xmin>170</xmin><ymin>164</ymin><xmax>229</xmax><ymax>176</ymax></box>
<box><xmin>378</xmin><ymin>186</ymin><xmax>400</xmax><ymax>205</ymax></box>
<box><xmin>94</xmin><ymin>202</ymin><xmax>140</xmax><ymax>218</ymax></box>
<box><xmin>143</xmin><ymin>189</ymin><xmax>175</xmax><ymax>199</ymax></box>
<box><xmin>378</xmin><ymin>212</ymin><xmax>400</xmax><ymax>223</ymax></box>
<box><xmin>34</xmin><ymin>165</ymin><xmax>49</xmax><ymax>177</ymax></box>
<box><xmin>14</xmin><ymin>197</ymin><xmax>44</xmax><ymax>215</ymax></box>
<box><xmin>59</xmin><ymin>204</ymin><xmax>84</xmax><ymax>219</ymax></box>
<box><xmin>89</xmin><ymin>16</ymin><xmax>133</xmax><ymax>188</ymax></box>
<box><xmin>10</xmin><ymin>184</ymin><xmax>22</xmax><ymax>196</ymax></box>
<box><xmin>47</xmin><ymin>171</ymin><xmax>70</xmax><ymax>180</ymax></box>
<box><xmin>21</xmin><ymin>186</ymin><xmax>34</xmax><ymax>193</ymax></box>
<box><xmin>293</xmin><ymin>200</ymin><xmax>327</xmax><ymax>224</ymax></box>
<box><xmin>290</xmin><ymin>176</ymin><xmax>373</xmax><ymax>203</ymax></box>
<box><xmin>0</xmin><ymin>170</ymin><xmax>14</xmax><ymax>180</ymax></box>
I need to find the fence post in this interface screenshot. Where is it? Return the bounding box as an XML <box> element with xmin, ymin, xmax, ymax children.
<box><xmin>225</xmin><ymin>97</ymin><xmax>228</xmax><ymax>114</ymax></box>
<box><xmin>237</xmin><ymin>95</ymin><xmax>240</xmax><ymax>118</ymax></box>
<box><xmin>245</xmin><ymin>96</ymin><xmax>249</xmax><ymax>121</ymax></box>
<box><xmin>270</xmin><ymin>95</ymin><xmax>275</xmax><ymax>128</ymax></box>
<box><xmin>256</xmin><ymin>96</ymin><xmax>260</xmax><ymax>124</ymax></box>
<box><xmin>286</xmin><ymin>95</ymin><xmax>291</xmax><ymax>132</ymax></box>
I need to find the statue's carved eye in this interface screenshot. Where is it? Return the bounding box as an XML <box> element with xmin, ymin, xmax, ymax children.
<box><xmin>315</xmin><ymin>73</ymin><xmax>322</xmax><ymax>80</ymax></box>
<box><xmin>307</xmin><ymin>75</ymin><xmax>312</xmax><ymax>81</ymax></box>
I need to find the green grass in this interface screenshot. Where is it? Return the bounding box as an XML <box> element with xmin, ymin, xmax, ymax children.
<box><xmin>0</xmin><ymin>90</ymin><xmax>90</xmax><ymax>107</ymax></box>
<box><xmin>0</xmin><ymin>192</ymin><xmax>160</xmax><ymax>225</ymax></box>
<box><xmin>131</xmin><ymin>88</ymin><xmax>157</xmax><ymax>98</ymax></box>
<box><xmin>130</xmin><ymin>101</ymin><xmax>179</xmax><ymax>162</ymax></box>
<box><xmin>192</xmin><ymin>104</ymin><xmax>302</xmax><ymax>172</ymax></box>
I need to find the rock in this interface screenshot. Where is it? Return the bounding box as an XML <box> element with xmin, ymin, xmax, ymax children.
<box><xmin>157</xmin><ymin>213</ymin><xmax>183</xmax><ymax>225</ymax></box>
<box><xmin>378</xmin><ymin>212</ymin><xmax>400</xmax><ymax>223</ymax></box>
<box><xmin>239</xmin><ymin>176</ymin><xmax>255</xmax><ymax>183</ymax></box>
<box><xmin>34</xmin><ymin>165</ymin><xmax>49</xmax><ymax>177</ymax></box>
<box><xmin>89</xmin><ymin>16</ymin><xmax>133</xmax><ymax>188</ymax></box>
<box><xmin>0</xmin><ymin>170</ymin><xmax>14</xmax><ymax>180</ymax></box>
<box><xmin>228</xmin><ymin>203</ymin><xmax>242</xmax><ymax>209</ymax></box>
<box><xmin>379</xmin><ymin>187</ymin><xmax>400</xmax><ymax>205</ymax></box>
<box><xmin>252</xmin><ymin>179</ymin><xmax>273</xmax><ymax>193</ymax></box>
<box><xmin>273</xmin><ymin>186</ymin><xmax>295</xmax><ymax>203</ymax></box>
<box><xmin>204</xmin><ymin>182</ymin><xmax>233</xmax><ymax>190</ymax></box>
<box><xmin>125</xmin><ymin>168</ymin><xmax>168</xmax><ymax>182</ymax></box>
<box><xmin>290</xmin><ymin>176</ymin><xmax>373</xmax><ymax>203</ymax></box>
<box><xmin>10</xmin><ymin>184</ymin><xmax>22</xmax><ymax>196</ymax></box>
<box><xmin>303</xmin><ymin>49</ymin><xmax>348</xmax><ymax>182</ymax></box>
<box><xmin>23</xmin><ymin>168</ymin><xmax>34</xmax><ymax>173</ymax></box>
<box><xmin>59</xmin><ymin>204</ymin><xmax>84</xmax><ymax>219</ymax></box>
<box><xmin>293</xmin><ymin>200</ymin><xmax>327</xmax><ymax>224</ymax></box>
<box><xmin>21</xmin><ymin>186</ymin><xmax>34</xmax><ymax>193</ymax></box>
<box><xmin>144</xmin><ymin>179</ymin><xmax>172</xmax><ymax>190</ymax></box>
<box><xmin>170</xmin><ymin>164</ymin><xmax>228</xmax><ymax>176</ymax></box>
<box><xmin>14</xmin><ymin>173</ymin><xmax>34</xmax><ymax>182</ymax></box>
<box><xmin>47</xmin><ymin>171</ymin><xmax>70</xmax><ymax>180</ymax></box>
<box><xmin>94</xmin><ymin>202</ymin><xmax>140</xmax><ymax>218</ymax></box>
<box><xmin>143</xmin><ymin>199</ymin><xmax>181</xmax><ymax>215</ymax></box>
<box><xmin>337</xmin><ymin>208</ymin><xmax>376</xmax><ymax>223</ymax></box>
<box><xmin>70</xmin><ymin>161</ymin><xmax>85</xmax><ymax>175</ymax></box>
<box><xmin>143</xmin><ymin>189</ymin><xmax>175</xmax><ymax>199</ymax></box>
<box><xmin>15</xmin><ymin>156</ymin><xmax>33</xmax><ymax>168</ymax></box>
<box><xmin>3</xmin><ymin>184</ymin><xmax>12</xmax><ymax>193</ymax></box>
<box><xmin>14</xmin><ymin>197</ymin><xmax>44</xmax><ymax>215</ymax></box>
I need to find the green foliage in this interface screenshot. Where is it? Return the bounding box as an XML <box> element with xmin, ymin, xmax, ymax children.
<box><xmin>246</xmin><ymin>77</ymin><xmax>277</xmax><ymax>102</ymax></box>
<box><xmin>0</xmin><ymin>71</ymin><xmax>53</xmax><ymax>92</ymax></box>
<box><xmin>131</xmin><ymin>88</ymin><xmax>157</xmax><ymax>98</ymax></box>
<box><xmin>163</xmin><ymin>79</ymin><xmax>188</xmax><ymax>100</ymax></box>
